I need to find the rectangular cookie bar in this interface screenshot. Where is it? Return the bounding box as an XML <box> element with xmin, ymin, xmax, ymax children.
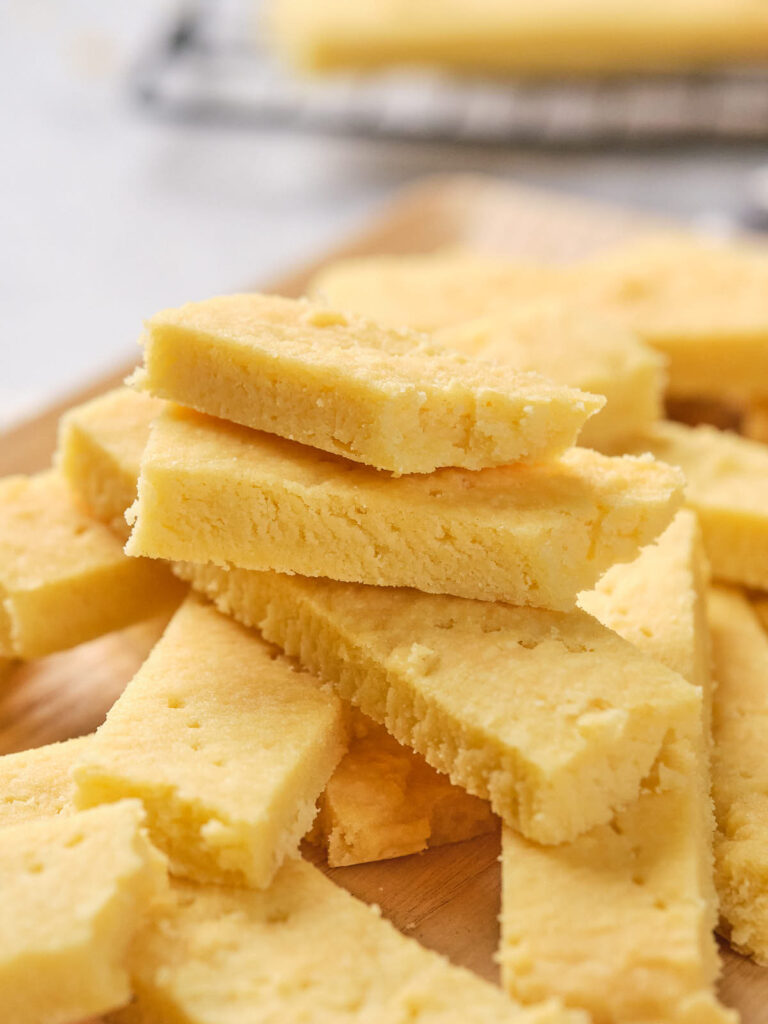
<box><xmin>175</xmin><ymin>560</ymin><xmax>700</xmax><ymax>844</ymax></box>
<box><xmin>580</xmin><ymin>509</ymin><xmax>711</xmax><ymax>694</ymax></box>
<box><xmin>313</xmin><ymin>239</ymin><xmax>768</xmax><ymax>402</ymax></box>
<box><xmin>500</xmin><ymin>511</ymin><xmax>732</xmax><ymax>1023</ymax></box>
<box><xmin>306</xmin><ymin>712</ymin><xmax>496</xmax><ymax>866</ymax></box>
<box><xmin>126</xmin><ymin>404</ymin><xmax>684</xmax><ymax>610</ymax></box>
<box><xmin>132</xmin><ymin>292</ymin><xmax>602</xmax><ymax>474</ymax></box>
<box><xmin>271</xmin><ymin>0</ymin><xmax>768</xmax><ymax>75</ymax></box>
<box><xmin>57</xmin><ymin>388</ymin><xmax>162</xmax><ymax>539</ymax></box>
<box><xmin>576</xmin><ymin>234</ymin><xmax>768</xmax><ymax>399</ymax></box>
<box><xmin>309</xmin><ymin>252</ymin><xmax>554</xmax><ymax>332</ymax></box>
<box><xmin>74</xmin><ymin>595</ymin><xmax>346</xmax><ymax>889</ymax></box>
<box><xmin>0</xmin><ymin>736</ymin><xmax>90</xmax><ymax>828</ymax></box>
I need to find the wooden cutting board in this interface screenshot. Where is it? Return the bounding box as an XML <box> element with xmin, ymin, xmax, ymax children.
<box><xmin>2</xmin><ymin>174</ymin><xmax>766</xmax><ymax>1022</ymax></box>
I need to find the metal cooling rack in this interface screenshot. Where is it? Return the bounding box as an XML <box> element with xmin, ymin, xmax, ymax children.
<box><xmin>130</xmin><ymin>0</ymin><xmax>768</xmax><ymax>143</ymax></box>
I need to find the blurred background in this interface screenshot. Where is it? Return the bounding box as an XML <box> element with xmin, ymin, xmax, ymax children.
<box><xmin>3</xmin><ymin>0</ymin><xmax>768</xmax><ymax>429</ymax></box>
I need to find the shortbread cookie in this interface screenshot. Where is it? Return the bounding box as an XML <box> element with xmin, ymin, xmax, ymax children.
<box><xmin>272</xmin><ymin>0</ymin><xmax>768</xmax><ymax>74</ymax></box>
<box><xmin>0</xmin><ymin>472</ymin><xmax>183</xmax><ymax>659</ymax></box>
<box><xmin>132</xmin><ymin>292</ymin><xmax>602</xmax><ymax>474</ymax></box>
<box><xmin>58</xmin><ymin>387</ymin><xmax>497</xmax><ymax>867</ymax></box>
<box><xmin>74</xmin><ymin>596</ymin><xmax>346</xmax><ymax>889</ymax></box>
<box><xmin>500</xmin><ymin>512</ymin><xmax>732</xmax><ymax>1023</ymax></box>
<box><xmin>175</xmin><ymin>560</ymin><xmax>700</xmax><ymax>844</ymax></box>
<box><xmin>0</xmin><ymin>736</ymin><xmax>89</xmax><ymax>829</ymax></box>
<box><xmin>127</xmin><ymin>405</ymin><xmax>684</xmax><ymax>610</ymax></box>
<box><xmin>307</xmin><ymin>714</ymin><xmax>496</xmax><ymax>866</ymax></box>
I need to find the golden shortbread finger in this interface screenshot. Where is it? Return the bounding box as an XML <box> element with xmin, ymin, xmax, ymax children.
<box><xmin>57</xmin><ymin>387</ymin><xmax>496</xmax><ymax>866</ymax></box>
<box><xmin>580</xmin><ymin>510</ymin><xmax>711</xmax><ymax>693</ymax></box>
<box><xmin>58</xmin><ymin>388</ymin><xmax>162</xmax><ymax>539</ymax></box>
<box><xmin>0</xmin><ymin>736</ymin><xmax>90</xmax><ymax>829</ymax></box>
<box><xmin>126</xmin><ymin>404</ymin><xmax>684</xmax><ymax>610</ymax></box>
<box><xmin>175</xmin><ymin>560</ymin><xmax>700</xmax><ymax>844</ymax></box>
<box><xmin>307</xmin><ymin>713</ymin><xmax>496</xmax><ymax>866</ymax></box>
<box><xmin>310</xmin><ymin>252</ymin><xmax>552</xmax><ymax>332</ymax></box>
<box><xmin>106</xmin><ymin>858</ymin><xmax>585</xmax><ymax>1024</ymax></box>
<box><xmin>313</xmin><ymin>239</ymin><xmax>768</xmax><ymax>402</ymax></box>
<box><xmin>74</xmin><ymin>596</ymin><xmax>346</xmax><ymax>889</ymax></box>
<box><xmin>573</xmin><ymin>234</ymin><xmax>768</xmax><ymax>400</ymax></box>
<box><xmin>132</xmin><ymin>292</ymin><xmax>602</xmax><ymax>474</ymax></box>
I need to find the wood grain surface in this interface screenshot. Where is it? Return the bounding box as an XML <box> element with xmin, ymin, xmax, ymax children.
<box><xmin>0</xmin><ymin>174</ymin><xmax>764</xmax><ymax>1020</ymax></box>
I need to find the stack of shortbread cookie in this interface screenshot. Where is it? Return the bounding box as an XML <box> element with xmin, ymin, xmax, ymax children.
<box><xmin>2</xmin><ymin>232</ymin><xmax>768</xmax><ymax>1024</ymax></box>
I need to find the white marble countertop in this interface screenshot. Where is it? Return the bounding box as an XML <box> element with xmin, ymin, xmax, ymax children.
<box><xmin>2</xmin><ymin>1</ymin><xmax>767</xmax><ymax>430</ymax></box>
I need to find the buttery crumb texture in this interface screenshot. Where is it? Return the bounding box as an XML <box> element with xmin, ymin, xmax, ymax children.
<box><xmin>132</xmin><ymin>292</ymin><xmax>603</xmax><ymax>474</ymax></box>
<box><xmin>708</xmin><ymin>586</ymin><xmax>768</xmax><ymax>965</ymax></box>
<box><xmin>74</xmin><ymin>595</ymin><xmax>346</xmax><ymax>889</ymax></box>
<box><xmin>0</xmin><ymin>736</ymin><xmax>90</xmax><ymax>829</ymax></box>
<box><xmin>0</xmin><ymin>800</ymin><xmax>167</xmax><ymax>1024</ymax></box>
<box><xmin>436</xmin><ymin>302</ymin><xmax>664</xmax><ymax>449</ymax></box>
<box><xmin>607</xmin><ymin>421</ymin><xmax>768</xmax><ymax>593</ymax></box>
<box><xmin>107</xmin><ymin>858</ymin><xmax>584</xmax><ymax>1024</ymax></box>
<box><xmin>58</xmin><ymin>388</ymin><xmax>162</xmax><ymax>538</ymax></box>
<box><xmin>127</xmin><ymin>405</ymin><xmax>684</xmax><ymax>610</ymax></box>
<box><xmin>502</xmin><ymin>510</ymin><xmax>733</xmax><ymax>1023</ymax></box>
<box><xmin>175</xmin><ymin>561</ymin><xmax>700</xmax><ymax>844</ymax></box>
<box><xmin>0</xmin><ymin>472</ymin><xmax>184</xmax><ymax>659</ymax></box>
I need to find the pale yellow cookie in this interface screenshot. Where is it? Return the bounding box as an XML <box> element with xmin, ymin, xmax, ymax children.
<box><xmin>0</xmin><ymin>471</ymin><xmax>183</xmax><ymax>659</ymax></box>
<box><xmin>107</xmin><ymin>858</ymin><xmax>583</xmax><ymax>1024</ymax></box>
<box><xmin>499</xmin><ymin>511</ymin><xmax>732</xmax><ymax>1023</ymax></box>
<box><xmin>127</xmin><ymin>404</ymin><xmax>684</xmax><ymax>610</ymax></box>
<box><xmin>74</xmin><ymin>595</ymin><xmax>346</xmax><ymax>889</ymax></box>
<box><xmin>132</xmin><ymin>292</ymin><xmax>602</xmax><ymax>474</ymax></box>
<box><xmin>0</xmin><ymin>800</ymin><xmax>167</xmax><ymax>1024</ymax></box>
<box><xmin>176</xmin><ymin>559</ymin><xmax>700</xmax><ymax>844</ymax></box>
